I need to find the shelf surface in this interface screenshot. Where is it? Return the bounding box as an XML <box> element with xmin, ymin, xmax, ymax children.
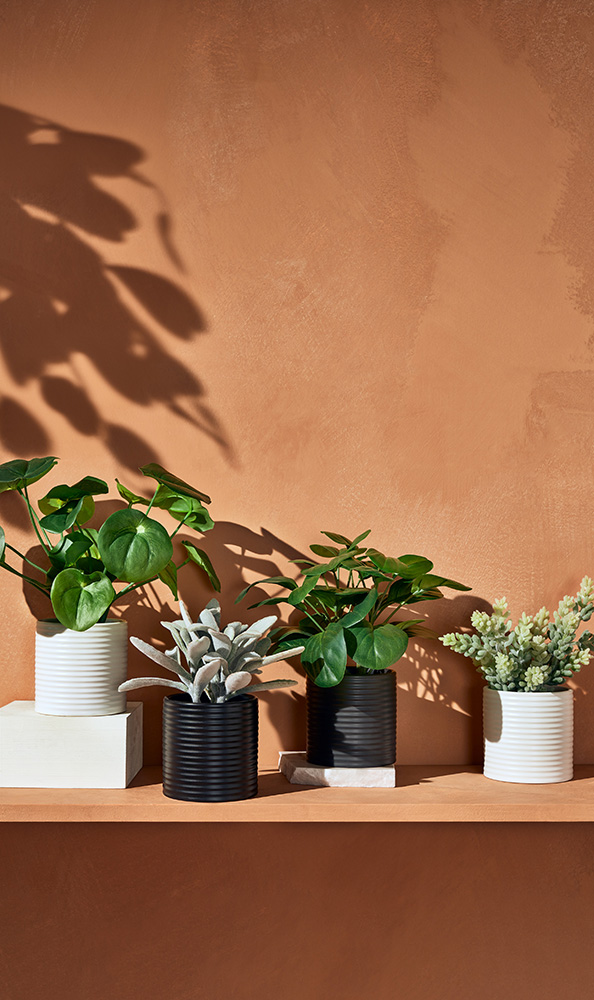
<box><xmin>2</xmin><ymin>765</ymin><xmax>594</xmax><ymax>822</ymax></box>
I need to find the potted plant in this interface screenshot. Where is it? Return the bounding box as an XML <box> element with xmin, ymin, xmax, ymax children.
<box><xmin>440</xmin><ymin>577</ymin><xmax>594</xmax><ymax>783</ymax></box>
<box><xmin>237</xmin><ymin>529</ymin><xmax>470</xmax><ymax>767</ymax></box>
<box><xmin>0</xmin><ymin>457</ymin><xmax>218</xmax><ymax>716</ymax></box>
<box><xmin>119</xmin><ymin>599</ymin><xmax>304</xmax><ymax>801</ymax></box>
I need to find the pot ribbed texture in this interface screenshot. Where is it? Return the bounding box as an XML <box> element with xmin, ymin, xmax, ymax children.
<box><xmin>306</xmin><ymin>672</ymin><xmax>396</xmax><ymax>767</ymax></box>
<box><xmin>35</xmin><ymin>619</ymin><xmax>127</xmax><ymax>717</ymax></box>
<box><xmin>483</xmin><ymin>687</ymin><xmax>573</xmax><ymax>783</ymax></box>
<box><xmin>162</xmin><ymin>693</ymin><xmax>258</xmax><ymax>802</ymax></box>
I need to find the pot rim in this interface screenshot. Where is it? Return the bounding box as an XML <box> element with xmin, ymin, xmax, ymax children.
<box><xmin>484</xmin><ymin>685</ymin><xmax>571</xmax><ymax>696</ymax></box>
<box><xmin>36</xmin><ymin>617</ymin><xmax>125</xmax><ymax>626</ymax></box>
<box><xmin>164</xmin><ymin>692</ymin><xmax>256</xmax><ymax>707</ymax></box>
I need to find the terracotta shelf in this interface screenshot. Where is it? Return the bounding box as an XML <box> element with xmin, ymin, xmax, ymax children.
<box><xmin>2</xmin><ymin>765</ymin><xmax>594</xmax><ymax>822</ymax></box>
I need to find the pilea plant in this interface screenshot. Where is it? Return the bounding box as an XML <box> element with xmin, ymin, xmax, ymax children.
<box><xmin>237</xmin><ymin>529</ymin><xmax>470</xmax><ymax>687</ymax></box>
<box><xmin>120</xmin><ymin>599</ymin><xmax>303</xmax><ymax>702</ymax></box>
<box><xmin>441</xmin><ymin>577</ymin><xmax>594</xmax><ymax>691</ymax></box>
<box><xmin>0</xmin><ymin>457</ymin><xmax>218</xmax><ymax>631</ymax></box>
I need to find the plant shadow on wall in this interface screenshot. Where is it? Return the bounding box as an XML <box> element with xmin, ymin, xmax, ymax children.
<box><xmin>398</xmin><ymin>594</ymin><xmax>493</xmax><ymax>766</ymax></box>
<box><xmin>0</xmin><ymin>103</ymin><xmax>231</xmax><ymax>475</ymax></box>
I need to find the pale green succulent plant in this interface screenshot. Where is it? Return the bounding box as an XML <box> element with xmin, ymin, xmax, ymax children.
<box><xmin>441</xmin><ymin>576</ymin><xmax>594</xmax><ymax>692</ymax></box>
<box><xmin>119</xmin><ymin>598</ymin><xmax>303</xmax><ymax>703</ymax></box>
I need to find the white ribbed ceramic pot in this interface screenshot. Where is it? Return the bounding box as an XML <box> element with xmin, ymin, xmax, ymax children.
<box><xmin>35</xmin><ymin>619</ymin><xmax>127</xmax><ymax>717</ymax></box>
<box><xmin>483</xmin><ymin>687</ymin><xmax>573</xmax><ymax>784</ymax></box>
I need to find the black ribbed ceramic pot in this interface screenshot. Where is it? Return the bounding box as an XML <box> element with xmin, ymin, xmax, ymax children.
<box><xmin>306</xmin><ymin>671</ymin><xmax>396</xmax><ymax>767</ymax></box>
<box><xmin>162</xmin><ymin>693</ymin><xmax>258</xmax><ymax>802</ymax></box>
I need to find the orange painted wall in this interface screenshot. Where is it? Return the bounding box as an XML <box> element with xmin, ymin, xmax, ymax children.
<box><xmin>1</xmin><ymin>3</ymin><xmax>594</xmax><ymax>998</ymax></box>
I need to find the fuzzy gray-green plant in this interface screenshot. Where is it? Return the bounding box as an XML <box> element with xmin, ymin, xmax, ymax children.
<box><xmin>440</xmin><ymin>577</ymin><xmax>594</xmax><ymax>691</ymax></box>
<box><xmin>119</xmin><ymin>598</ymin><xmax>303</xmax><ymax>703</ymax></box>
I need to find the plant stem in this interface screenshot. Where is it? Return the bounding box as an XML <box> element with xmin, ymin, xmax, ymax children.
<box><xmin>20</xmin><ymin>485</ymin><xmax>51</xmax><ymax>552</ymax></box>
<box><xmin>111</xmin><ymin>558</ymin><xmax>191</xmax><ymax>603</ymax></box>
<box><xmin>145</xmin><ymin>487</ymin><xmax>159</xmax><ymax>516</ymax></box>
<box><xmin>4</xmin><ymin>543</ymin><xmax>47</xmax><ymax>574</ymax></box>
<box><xmin>299</xmin><ymin>602</ymin><xmax>322</xmax><ymax>630</ymax></box>
<box><xmin>170</xmin><ymin>512</ymin><xmax>190</xmax><ymax>538</ymax></box>
<box><xmin>0</xmin><ymin>559</ymin><xmax>50</xmax><ymax>595</ymax></box>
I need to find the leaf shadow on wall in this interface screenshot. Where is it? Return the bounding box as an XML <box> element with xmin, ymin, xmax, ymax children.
<box><xmin>0</xmin><ymin>103</ymin><xmax>232</xmax><ymax>473</ymax></box>
<box><xmin>397</xmin><ymin>594</ymin><xmax>493</xmax><ymax>768</ymax></box>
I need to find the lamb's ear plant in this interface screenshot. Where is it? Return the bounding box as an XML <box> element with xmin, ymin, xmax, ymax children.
<box><xmin>120</xmin><ymin>599</ymin><xmax>304</xmax><ymax>703</ymax></box>
<box><xmin>0</xmin><ymin>457</ymin><xmax>219</xmax><ymax>631</ymax></box>
<box><xmin>236</xmin><ymin>529</ymin><xmax>470</xmax><ymax>687</ymax></box>
<box><xmin>441</xmin><ymin>576</ymin><xmax>594</xmax><ymax>691</ymax></box>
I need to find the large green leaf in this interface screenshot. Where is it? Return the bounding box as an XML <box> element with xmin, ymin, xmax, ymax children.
<box><xmin>115</xmin><ymin>480</ymin><xmax>146</xmax><ymax>505</ymax></box>
<box><xmin>152</xmin><ymin>486</ymin><xmax>214</xmax><ymax>533</ymax></box>
<box><xmin>302</xmin><ymin>622</ymin><xmax>347</xmax><ymax>687</ymax></box>
<box><xmin>287</xmin><ymin>567</ymin><xmax>329</xmax><ymax>605</ymax></box>
<box><xmin>97</xmin><ymin>509</ymin><xmax>173</xmax><ymax>582</ymax></box>
<box><xmin>394</xmin><ymin>554</ymin><xmax>434</xmax><ymax>579</ymax></box>
<box><xmin>440</xmin><ymin>577</ymin><xmax>471</xmax><ymax>592</ymax></box>
<box><xmin>75</xmin><ymin>556</ymin><xmax>106</xmax><ymax>575</ymax></box>
<box><xmin>0</xmin><ymin>457</ymin><xmax>58</xmax><ymax>494</ymax></box>
<box><xmin>39</xmin><ymin>477</ymin><xmax>107</xmax><ymax>529</ymax></box>
<box><xmin>50</xmin><ymin>569</ymin><xmax>116</xmax><ymax>631</ymax></box>
<box><xmin>309</xmin><ymin>544</ymin><xmax>339</xmax><ymax>558</ymax></box>
<box><xmin>321</xmin><ymin>531</ymin><xmax>352</xmax><ymax>546</ymax></box>
<box><xmin>367</xmin><ymin>548</ymin><xmax>400</xmax><ymax>575</ymax></box>
<box><xmin>181</xmin><ymin>541</ymin><xmax>221</xmax><ymax>591</ymax></box>
<box><xmin>49</xmin><ymin>532</ymin><xmax>93</xmax><ymax>576</ymax></box>
<box><xmin>158</xmin><ymin>560</ymin><xmax>178</xmax><ymax>600</ymax></box>
<box><xmin>140</xmin><ymin>463</ymin><xmax>211</xmax><ymax>504</ymax></box>
<box><xmin>383</xmin><ymin>578</ymin><xmax>415</xmax><ymax>605</ymax></box>
<box><xmin>339</xmin><ymin>587</ymin><xmax>378</xmax><ymax>628</ymax></box>
<box><xmin>350</xmin><ymin>529</ymin><xmax>372</xmax><ymax>546</ymax></box>
<box><xmin>69</xmin><ymin>476</ymin><xmax>109</xmax><ymax>497</ymax></box>
<box><xmin>39</xmin><ymin>496</ymin><xmax>84</xmax><ymax>533</ymax></box>
<box><xmin>350</xmin><ymin>622</ymin><xmax>408</xmax><ymax>671</ymax></box>
<box><xmin>271</xmin><ymin>628</ymin><xmax>318</xmax><ymax>653</ymax></box>
<box><xmin>39</xmin><ymin>476</ymin><xmax>108</xmax><ymax>509</ymax></box>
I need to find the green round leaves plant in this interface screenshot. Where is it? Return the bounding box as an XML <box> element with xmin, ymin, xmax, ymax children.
<box><xmin>98</xmin><ymin>509</ymin><xmax>173</xmax><ymax>582</ymax></box>
<box><xmin>0</xmin><ymin>457</ymin><xmax>218</xmax><ymax>631</ymax></box>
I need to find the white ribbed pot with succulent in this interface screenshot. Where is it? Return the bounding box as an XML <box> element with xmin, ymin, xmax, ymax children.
<box><xmin>441</xmin><ymin>578</ymin><xmax>594</xmax><ymax>784</ymax></box>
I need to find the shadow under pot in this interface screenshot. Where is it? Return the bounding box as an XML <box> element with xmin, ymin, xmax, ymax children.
<box><xmin>162</xmin><ymin>693</ymin><xmax>259</xmax><ymax>802</ymax></box>
<box><xmin>306</xmin><ymin>671</ymin><xmax>396</xmax><ymax>768</ymax></box>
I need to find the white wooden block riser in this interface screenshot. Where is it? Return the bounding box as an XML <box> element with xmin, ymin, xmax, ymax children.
<box><xmin>0</xmin><ymin>701</ymin><xmax>143</xmax><ymax>788</ymax></box>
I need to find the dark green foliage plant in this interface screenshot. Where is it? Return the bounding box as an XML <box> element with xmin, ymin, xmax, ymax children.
<box><xmin>236</xmin><ymin>529</ymin><xmax>470</xmax><ymax>687</ymax></box>
<box><xmin>0</xmin><ymin>457</ymin><xmax>218</xmax><ymax>631</ymax></box>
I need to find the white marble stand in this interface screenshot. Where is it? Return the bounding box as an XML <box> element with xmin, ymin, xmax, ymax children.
<box><xmin>0</xmin><ymin>701</ymin><xmax>143</xmax><ymax>788</ymax></box>
<box><xmin>279</xmin><ymin>751</ymin><xmax>396</xmax><ymax>788</ymax></box>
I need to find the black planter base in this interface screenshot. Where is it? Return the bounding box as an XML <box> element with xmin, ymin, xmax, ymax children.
<box><xmin>306</xmin><ymin>672</ymin><xmax>396</xmax><ymax>767</ymax></box>
<box><xmin>162</xmin><ymin>693</ymin><xmax>258</xmax><ymax>802</ymax></box>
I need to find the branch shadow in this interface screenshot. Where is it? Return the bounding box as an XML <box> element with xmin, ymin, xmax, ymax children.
<box><xmin>0</xmin><ymin>103</ymin><xmax>233</xmax><ymax>467</ymax></box>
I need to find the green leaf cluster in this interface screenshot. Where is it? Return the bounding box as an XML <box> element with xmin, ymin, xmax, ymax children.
<box><xmin>0</xmin><ymin>458</ymin><xmax>218</xmax><ymax>631</ymax></box>
<box><xmin>441</xmin><ymin>578</ymin><xmax>594</xmax><ymax>691</ymax></box>
<box><xmin>237</xmin><ymin>529</ymin><xmax>470</xmax><ymax>687</ymax></box>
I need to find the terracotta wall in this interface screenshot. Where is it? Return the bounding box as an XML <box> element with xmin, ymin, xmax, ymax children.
<box><xmin>3</xmin><ymin>0</ymin><xmax>594</xmax><ymax>768</ymax></box>
<box><xmin>1</xmin><ymin>2</ymin><xmax>594</xmax><ymax>998</ymax></box>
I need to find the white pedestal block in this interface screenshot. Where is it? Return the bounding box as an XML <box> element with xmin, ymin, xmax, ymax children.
<box><xmin>0</xmin><ymin>701</ymin><xmax>143</xmax><ymax>788</ymax></box>
<box><xmin>279</xmin><ymin>751</ymin><xmax>396</xmax><ymax>788</ymax></box>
